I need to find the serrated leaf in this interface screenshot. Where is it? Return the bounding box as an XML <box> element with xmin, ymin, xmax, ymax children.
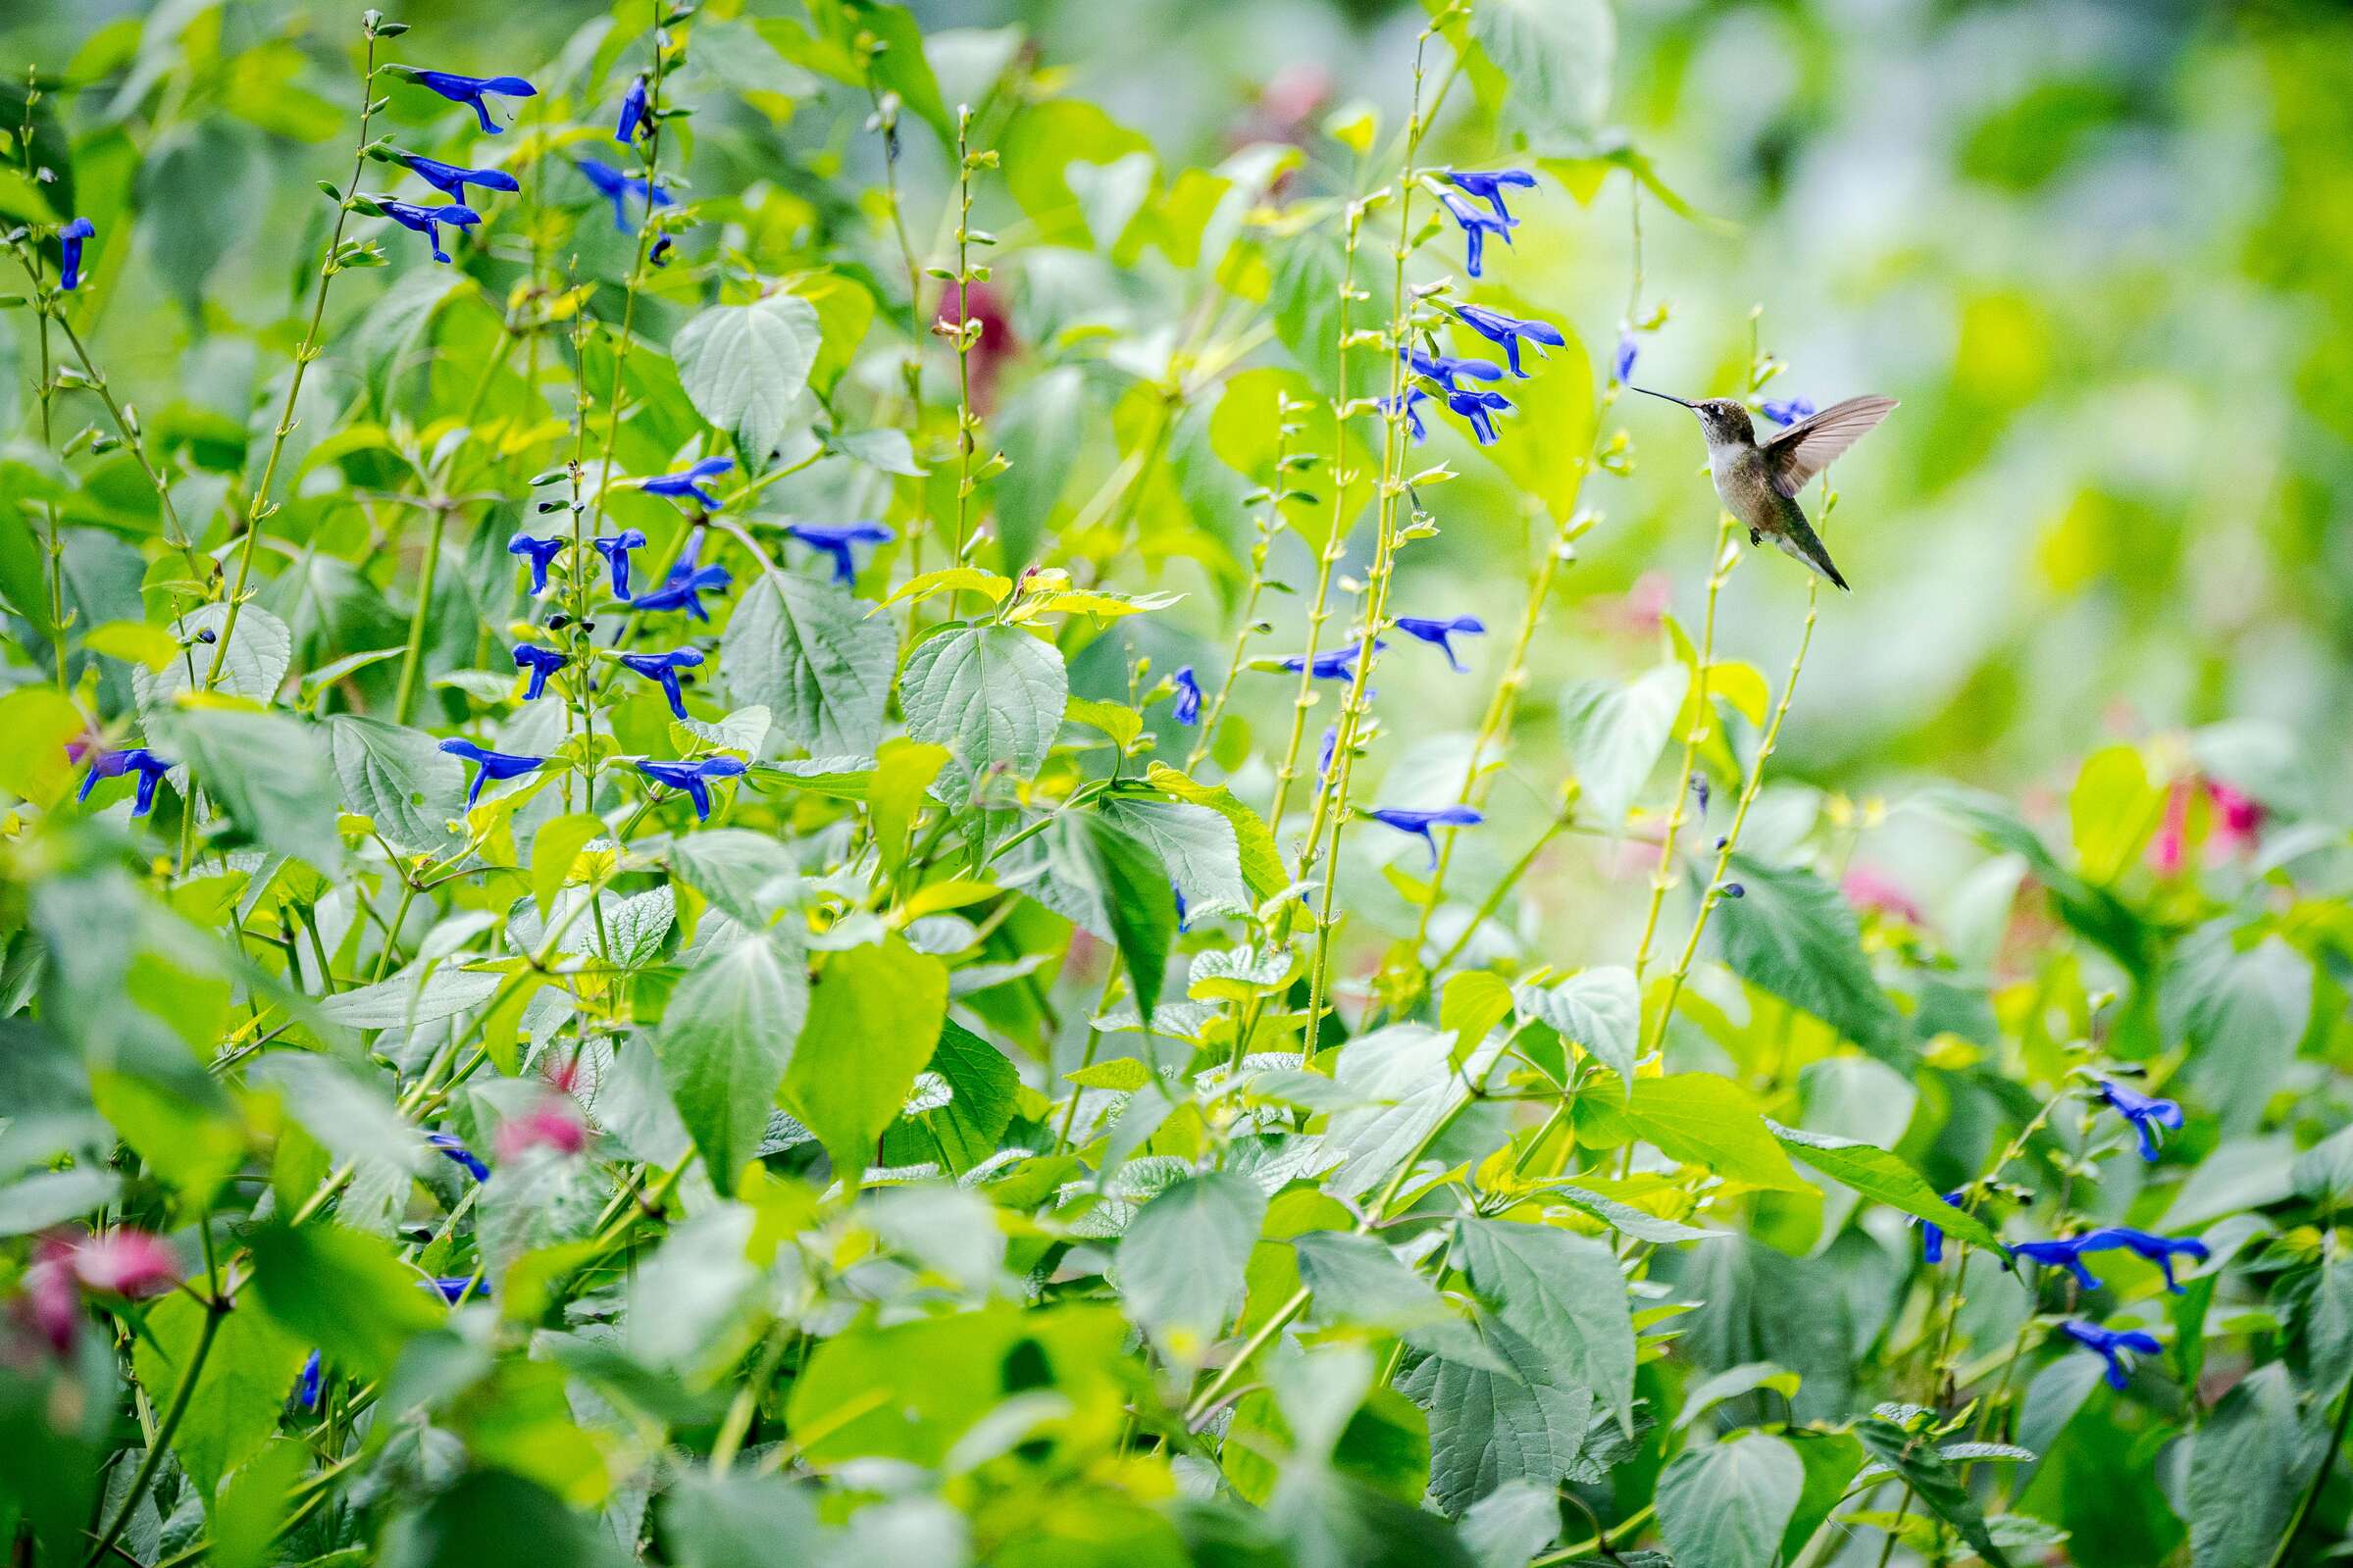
<box><xmin>134</xmin><ymin>602</ymin><xmax>291</xmax><ymax>710</ymax></box>
<box><xmin>782</xmin><ymin>934</ymin><xmax>948</xmax><ymax>1185</ymax></box>
<box><xmin>1560</xmin><ymin>666</ymin><xmax>1686</xmax><ymax>828</ymax></box>
<box><xmin>722</xmin><ymin>562</ymin><xmax>895</xmax><ymax>756</ymax></box>
<box><xmin>1457</xmin><ymin>1218</ymin><xmax>1636</xmax><ymax>1433</ymax></box>
<box><xmin>900</xmin><ymin>623</ymin><xmax>1067</xmax><ymax>779</ymax></box>
<box><xmin>1656</xmin><ymin>1434</ymin><xmax>1803</xmax><ymax>1568</ymax></box>
<box><xmin>1515</xmin><ymin>967</ymin><xmax>1638</xmax><ymax>1089</ymax></box>
<box><xmin>656</xmin><ymin>934</ymin><xmax>809</xmax><ymax>1195</ymax></box>
<box><xmin>1710</xmin><ymin>854</ymin><xmax>1903</xmax><ymax>1057</ymax></box>
<box><xmin>1118</xmin><ymin>1172</ymin><xmax>1266</xmax><ymax>1369</ymax></box>
<box><xmin>673</xmin><ymin>293</ymin><xmax>821</xmax><ymax>461</ymax></box>
<box><xmin>1766</xmin><ymin>1121</ymin><xmax>2002</xmax><ymax>1250</ymax></box>
<box><xmin>328</xmin><ymin>714</ymin><xmax>465</xmax><ymax>856</ymax></box>
<box><xmin>1576</xmin><ymin>1073</ymin><xmax>1807</xmax><ymax>1192</ymax></box>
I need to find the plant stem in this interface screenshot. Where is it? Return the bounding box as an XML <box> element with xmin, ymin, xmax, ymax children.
<box><xmin>1629</xmin><ymin>512</ymin><xmax>1737</xmax><ymax>984</ymax></box>
<box><xmin>582</xmin><ymin>0</ymin><xmax>669</xmax><ymax>543</ymax></box>
<box><xmin>1186</xmin><ymin>397</ymin><xmax>1302</xmax><ymax>773</ymax></box>
<box><xmin>390</xmin><ymin>504</ymin><xmax>449</xmax><ymax>724</ymax></box>
<box><xmin>2268</xmin><ymin>1378</ymin><xmax>2353</xmax><ymax>1568</ymax></box>
<box><xmin>84</xmin><ymin>1294</ymin><xmax>225</xmax><ymax>1566</ymax></box>
<box><xmin>205</xmin><ymin>23</ymin><xmax>382</xmax><ymax>690</ymax></box>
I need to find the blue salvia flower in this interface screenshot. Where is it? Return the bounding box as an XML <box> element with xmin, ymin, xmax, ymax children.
<box><xmin>1760</xmin><ymin>396</ymin><xmax>1816</xmax><ymax>427</ymax></box>
<box><xmin>637</xmin><ymin>756</ymin><xmax>748</xmax><ymax>822</ymax></box>
<box><xmin>1445</xmin><ymin>386</ymin><xmax>1513</xmax><ymax>445</ymax></box>
<box><xmin>2060</xmin><ymin>1320</ymin><xmax>2163</xmax><ymax>1391</ymax></box>
<box><xmin>2008</xmin><ymin>1234</ymin><xmax>2107</xmax><ymax>1290</ymax></box>
<box><xmin>1281</xmin><ymin>641</ymin><xmax>1384</xmax><ymax>681</ymax></box>
<box><xmin>1613</xmin><ymin>329</ymin><xmax>1638</xmax><ymax>385</ymax></box>
<box><xmin>399</xmin><ymin>152</ymin><xmax>520</xmax><ymax>203</ymax></box>
<box><xmin>77</xmin><ymin>747</ymin><xmax>174</xmax><ymax>817</ymax></box>
<box><xmin>1454</xmin><ymin>304</ymin><xmax>1567</xmax><ymax>378</ymax></box>
<box><xmin>616</xmin><ymin>75</ymin><xmax>650</xmax><ymax>143</ymax></box>
<box><xmin>592</xmin><ymin>530</ymin><xmax>647</xmax><ymax>599</ymax></box>
<box><xmin>507</xmin><ymin>531</ymin><xmax>567</xmax><ymax>595</ymax></box>
<box><xmin>1317</xmin><ymin>725</ymin><xmax>1338</xmax><ymax>780</ymax></box>
<box><xmin>2097</xmin><ymin>1079</ymin><xmax>2185</xmax><ymax>1162</ymax></box>
<box><xmin>1381</xmin><ymin>386</ymin><xmax>1430</xmax><ymax>444</ymax></box>
<box><xmin>511</xmin><ymin>643</ymin><xmax>567</xmax><ymax>701</ymax></box>
<box><xmin>423</xmin><ymin>1275</ymin><xmax>485</xmax><ymax>1304</ymax></box>
<box><xmin>1173</xmin><ymin>884</ymin><xmax>1191</xmax><ymax>934</ymax></box>
<box><xmin>619</xmin><ymin>648</ymin><xmax>705</xmax><ymax>719</ymax></box>
<box><xmin>1917</xmin><ymin>1190</ymin><xmax>1968</xmax><ymax>1264</ymax></box>
<box><xmin>1448</xmin><ymin>168</ymin><xmax>1537</xmax><ymax>222</ymax></box>
<box><xmin>426</xmin><ymin>1133</ymin><xmax>488</xmax><ymax>1182</ymax></box>
<box><xmin>576</xmin><ymin>156</ymin><xmax>671</xmax><ymax>230</ymax></box>
<box><xmin>1437</xmin><ymin>190</ymin><xmax>1514</xmax><ymax>278</ymax></box>
<box><xmin>392</xmin><ymin>68</ymin><xmax>537</xmax><ymax>135</ymax></box>
<box><xmin>1171</xmin><ymin>666</ymin><xmax>1202</xmax><ymax>726</ymax></box>
<box><xmin>293</xmin><ymin>1348</ymin><xmax>322</xmax><ymax>1409</ymax></box>
<box><xmin>1395</xmin><ymin>614</ymin><xmax>1486</xmax><ymax>673</ymax></box>
<box><xmin>1401</xmin><ymin>345</ymin><xmax>1504</xmax><ymax>391</ymax></box>
<box><xmin>2083</xmin><ymin>1226</ymin><xmax>2211</xmax><ymax>1294</ymax></box>
<box><xmin>57</xmin><ymin>218</ymin><xmax>93</xmax><ymax>292</ymax></box>
<box><xmin>380</xmin><ymin>199</ymin><xmax>481</xmax><ymax>264</ymax></box>
<box><xmin>437</xmin><ymin>738</ymin><xmax>547</xmax><ymax>808</ymax></box>
<box><xmin>1367</xmin><ymin>805</ymin><xmax>1484</xmax><ymax>870</ymax></box>
<box><xmin>631</xmin><ymin>558</ymin><xmax>732</xmax><ymax>622</ymax></box>
<box><xmin>639</xmin><ymin>456</ymin><xmax>734</xmax><ymax>511</ymax></box>
<box><xmin>785</xmin><ymin>521</ymin><xmax>895</xmax><ymax>585</ymax></box>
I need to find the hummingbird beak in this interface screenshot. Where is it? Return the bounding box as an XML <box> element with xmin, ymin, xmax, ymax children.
<box><xmin>1629</xmin><ymin>386</ymin><xmax>1696</xmax><ymax>409</ymax></box>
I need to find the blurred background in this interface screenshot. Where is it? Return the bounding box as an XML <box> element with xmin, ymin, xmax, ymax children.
<box><xmin>5</xmin><ymin>0</ymin><xmax>2348</xmax><ymax>918</ymax></box>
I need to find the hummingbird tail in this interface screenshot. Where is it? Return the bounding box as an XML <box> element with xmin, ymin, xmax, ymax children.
<box><xmin>1775</xmin><ymin>518</ymin><xmax>1851</xmax><ymax>591</ymax></box>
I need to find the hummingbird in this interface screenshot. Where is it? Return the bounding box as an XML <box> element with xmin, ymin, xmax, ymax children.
<box><xmin>1631</xmin><ymin>388</ymin><xmax>1898</xmax><ymax>590</ymax></box>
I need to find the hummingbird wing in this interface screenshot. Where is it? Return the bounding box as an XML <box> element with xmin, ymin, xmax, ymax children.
<box><xmin>1763</xmin><ymin>395</ymin><xmax>1898</xmax><ymax>497</ymax></box>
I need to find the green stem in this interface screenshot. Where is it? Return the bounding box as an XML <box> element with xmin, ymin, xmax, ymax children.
<box><xmin>84</xmin><ymin>1295</ymin><xmax>226</xmax><ymax>1566</ymax></box>
<box><xmin>2268</xmin><ymin>1378</ymin><xmax>2353</xmax><ymax>1568</ymax></box>
<box><xmin>390</xmin><ymin>505</ymin><xmax>449</xmax><ymax>724</ymax></box>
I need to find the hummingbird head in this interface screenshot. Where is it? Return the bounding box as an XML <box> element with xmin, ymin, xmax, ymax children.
<box><xmin>1631</xmin><ymin>387</ymin><xmax>1756</xmax><ymax>447</ymax></box>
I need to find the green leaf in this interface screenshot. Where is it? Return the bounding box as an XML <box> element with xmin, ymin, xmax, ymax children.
<box><xmin>2187</xmin><ymin>1364</ymin><xmax>2326</xmax><ymax>1568</ymax></box>
<box><xmin>1099</xmin><ymin>794</ymin><xmax>1251</xmax><ymax>920</ymax></box>
<box><xmin>353</xmin><ymin>267</ymin><xmax>475</xmax><ymax>415</ymax></box>
<box><xmin>891</xmin><ymin>1019</ymin><xmax>1018</xmax><ymax>1174</ymax></box>
<box><xmin>1674</xmin><ymin>1362</ymin><xmax>1801</xmax><ymax>1429</ymax></box>
<box><xmin>656</xmin><ymin>934</ymin><xmax>809</xmax><ymax>1194</ymax></box>
<box><xmin>1710</xmin><ymin>854</ymin><xmax>1903</xmax><ymax>1057</ymax></box>
<box><xmin>991</xmin><ymin>365</ymin><xmax>1086</xmax><ymax>573</ymax></box>
<box><xmin>246</xmin><ymin>1221</ymin><xmax>446</xmax><ymax>1381</ymax></box>
<box><xmin>1407</xmin><ymin>1312</ymin><xmax>1596</xmax><ymax>1518</ymax></box>
<box><xmin>2168</xmin><ymin>930</ymin><xmax>2312</xmax><ymax>1137</ymax></box>
<box><xmin>721</xmin><ymin>562</ymin><xmax>895</xmax><ymax>756</ymax></box>
<box><xmin>782</xmin><ymin>934</ymin><xmax>949</xmax><ymax>1184</ymax></box>
<box><xmin>1000</xmin><ymin>99</ymin><xmax>1153</xmax><ymax>246</ymax></box>
<box><xmin>0</xmin><ymin>1168</ymin><xmax>120</xmax><ymax>1236</ymax></box>
<box><xmin>1856</xmin><ymin>1417</ymin><xmax>2014</xmax><ymax>1568</ymax></box>
<box><xmin>2069</xmin><ymin>742</ymin><xmax>2164</xmax><ymax>883</ymax></box>
<box><xmin>662</xmin><ymin>1471</ymin><xmax>829</xmax><ymax>1568</ymax></box>
<box><xmin>531</xmin><ymin>812</ymin><xmax>607</xmax><ymax>918</ymax></box>
<box><xmin>132</xmin><ymin>1292</ymin><xmax>309</xmax><ymax>1493</ymax></box>
<box><xmin>673</xmin><ymin>294</ymin><xmax>821</xmax><ymax>461</ymax></box>
<box><xmin>159</xmin><ymin>707</ymin><xmax>342</xmax><ymax>868</ymax></box>
<box><xmin>1323</xmin><ymin>1024</ymin><xmax>1493</xmax><ymax>1200</ymax></box>
<box><xmin>900</xmin><ymin>624</ymin><xmax>1068</xmax><ymax>778</ymax></box>
<box><xmin>1118</xmin><ymin>1171</ymin><xmax>1267</xmax><ymax>1368</ymax></box>
<box><xmin>668</xmin><ymin>829</ymin><xmax>797</xmax><ymax>926</ymax></box>
<box><xmin>1575</xmin><ymin>1073</ymin><xmax>1808</xmax><ymax>1191</ymax></box>
<box><xmin>134</xmin><ymin>602</ymin><xmax>292</xmax><ymax>710</ymax></box>
<box><xmin>1207</xmin><ymin>366</ymin><xmax>1375</xmax><ymax>547</ymax></box>
<box><xmin>1076</xmin><ymin>810</ymin><xmax>1177</xmax><ymax>1021</ymax></box>
<box><xmin>375</xmin><ymin>1469</ymin><xmax>628</xmax><ymax>1568</ymax></box>
<box><xmin>1656</xmin><ymin>1435</ymin><xmax>1804</xmax><ymax>1568</ymax></box>
<box><xmin>1456</xmin><ymin>1219</ymin><xmax>1636</xmax><ymax>1433</ymax></box>
<box><xmin>1766</xmin><ymin>1122</ymin><xmax>2002</xmax><ymax>1250</ymax></box>
<box><xmin>1451</xmin><ymin>0</ymin><xmax>1615</xmax><ymax>148</ymax></box>
<box><xmin>1514</xmin><ymin>967</ymin><xmax>1638</xmax><ymax>1089</ymax></box>
<box><xmin>1560</xmin><ymin>666</ymin><xmax>1687</xmax><ymax>828</ymax></box>
<box><xmin>1548</xmin><ymin>1185</ymin><xmax>1724</xmax><ymax>1244</ymax></box>
<box><xmin>1145</xmin><ymin>763</ymin><xmax>1287</xmax><ymax>902</ymax></box>
<box><xmin>328</xmin><ymin>714</ymin><xmax>466</xmax><ymax>856</ymax></box>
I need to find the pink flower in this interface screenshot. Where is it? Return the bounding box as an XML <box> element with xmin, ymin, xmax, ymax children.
<box><xmin>1842</xmin><ymin>864</ymin><xmax>1922</xmax><ymax>925</ymax></box>
<box><xmin>14</xmin><ymin>1249</ymin><xmax>81</xmax><ymax>1355</ymax></box>
<box><xmin>64</xmin><ymin>1230</ymin><xmax>180</xmax><ymax>1298</ymax></box>
<box><xmin>2210</xmin><ymin>782</ymin><xmax>2262</xmax><ymax>852</ymax></box>
<box><xmin>936</xmin><ymin>281</ymin><xmax>1014</xmax><ymax>413</ymax></box>
<box><xmin>494</xmin><ymin>1101</ymin><xmax>588</xmax><ymax>1161</ymax></box>
<box><xmin>2150</xmin><ymin>779</ymin><xmax>2191</xmax><ymax>876</ymax></box>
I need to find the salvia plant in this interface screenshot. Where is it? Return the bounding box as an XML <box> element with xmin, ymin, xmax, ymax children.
<box><xmin>0</xmin><ymin>4</ymin><xmax>2346</xmax><ymax>1568</ymax></box>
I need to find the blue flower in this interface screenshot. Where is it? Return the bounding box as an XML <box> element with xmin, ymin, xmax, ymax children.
<box><xmin>426</xmin><ymin>1133</ymin><xmax>488</xmax><ymax>1182</ymax></box>
<box><xmin>380</xmin><ymin>199</ymin><xmax>480</xmax><ymax>264</ymax></box>
<box><xmin>1448</xmin><ymin>168</ymin><xmax>1537</xmax><ymax>222</ymax></box>
<box><xmin>1171</xmin><ymin>666</ymin><xmax>1202</xmax><ymax>726</ymax></box>
<box><xmin>1918</xmin><ymin>1190</ymin><xmax>1968</xmax><ymax>1264</ymax></box>
<box><xmin>637</xmin><ymin>756</ymin><xmax>748</xmax><ymax>822</ymax></box>
<box><xmin>631</xmin><ymin>559</ymin><xmax>732</xmax><ymax>622</ymax></box>
<box><xmin>2009</xmin><ymin>1234</ymin><xmax>2107</xmax><ymax>1290</ymax></box>
<box><xmin>1438</xmin><ymin>191</ymin><xmax>1514</xmax><ymax>278</ymax></box>
<box><xmin>576</xmin><ymin>156</ymin><xmax>671</xmax><ymax>230</ymax></box>
<box><xmin>77</xmin><ymin>746</ymin><xmax>173</xmax><ymax>817</ymax></box>
<box><xmin>1613</xmin><ymin>329</ymin><xmax>1638</xmax><ymax>385</ymax></box>
<box><xmin>2084</xmin><ymin>1226</ymin><xmax>2211</xmax><ymax>1294</ymax></box>
<box><xmin>640</xmin><ymin>456</ymin><xmax>734</xmax><ymax>511</ymax></box>
<box><xmin>785</xmin><ymin>521</ymin><xmax>895</xmax><ymax>585</ymax></box>
<box><xmin>423</xmin><ymin>1275</ymin><xmax>485</xmax><ymax>1304</ymax></box>
<box><xmin>508</xmin><ymin>531</ymin><xmax>567</xmax><ymax>595</ymax></box>
<box><xmin>293</xmin><ymin>1348</ymin><xmax>322</xmax><ymax>1409</ymax></box>
<box><xmin>1173</xmin><ymin>884</ymin><xmax>1191</xmax><ymax>933</ymax></box>
<box><xmin>1454</xmin><ymin>304</ymin><xmax>1566</xmax><ymax>378</ymax></box>
<box><xmin>511</xmin><ymin>643</ymin><xmax>567</xmax><ymax>701</ymax></box>
<box><xmin>393</xmin><ymin>68</ymin><xmax>537</xmax><ymax>135</ymax></box>
<box><xmin>1402</xmin><ymin>345</ymin><xmax>1504</xmax><ymax>390</ymax></box>
<box><xmin>2097</xmin><ymin>1079</ymin><xmax>2184</xmax><ymax>1162</ymax></box>
<box><xmin>399</xmin><ymin>152</ymin><xmax>519</xmax><ymax>203</ymax></box>
<box><xmin>1395</xmin><ymin>614</ymin><xmax>1486</xmax><ymax>673</ymax></box>
<box><xmin>1281</xmin><ymin>641</ymin><xmax>1384</xmax><ymax>681</ymax></box>
<box><xmin>1317</xmin><ymin>725</ymin><xmax>1338</xmax><ymax>780</ymax></box>
<box><xmin>616</xmin><ymin>75</ymin><xmax>650</xmax><ymax>143</ymax></box>
<box><xmin>438</xmin><ymin>738</ymin><xmax>547</xmax><ymax>808</ymax></box>
<box><xmin>592</xmin><ymin>530</ymin><xmax>647</xmax><ymax>599</ymax></box>
<box><xmin>619</xmin><ymin>647</ymin><xmax>705</xmax><ymax>718</ymax></box>
<box><xmin>57</xmin><ymin>217</ymin><xmax>93</xmax><ymax>292</ymax></box>
<box><xmin>2060</xmin><ymin>1320</ymin><xmax>2163</xmax><ymax>1391</ymax></box>
<box><xmin>1367</xmin><ymin>805</ymin><xmax>1483</xmax><ymax>870</ymax></box>
<box><xmin>1760</xmin><ymin>397</ymin><xmax>1816</xmax><ymax>427</ymax></box>
<box><xmin>1445</xmin><ymin>386</ymin><xmax>1513</xmax><ymax>445</ymax></box>
<box><xmin>1381</xmin><ymin>386</ymin><xmax>1430</xmax><ymax>444</ymax></box>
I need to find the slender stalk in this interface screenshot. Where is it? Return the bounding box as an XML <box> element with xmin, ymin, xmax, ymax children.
<box><xmin>1186</xmin><ymin>397</ymin><xmax>1302</xmax><ymax>773</ymax></box>
<box><xmin>946</xmin><ymin>104</ymin><xmax>982</xmax><ymax>567</ymax></box>
<box><xmin>1628</xmin><ymin>512</ymin><xmax>1737</xmax><ymax>983</ymax></box>
<box><xmin>84</xmin><ymin>1294</ymin><xmax>225</xmax><ymax>1566</ymax></box>
<box><xmin>710</xmin><ymin>1323</ymin><xmax>794</xmax><ymax>1473</ymax></box>
<box><xmin>205</xmin><ymin>22</ymin><xmax>383</xmax><ymax>689</ymax></box>
<box><xmin>2268</xmin><ymin>1378</ymin><xmax>2353</xmax><ymax>1568</ymax></box>
<box><xmin>390</xmin><ymin>503</ymin><xmax>450</xmax><ymax>723</ymax></box>
<box><xmin>30</xmin><ymin>263</ymin><xmax>67</xmax><ymax>686</ymax></box>
<box><xmin>582</xmin><ymin>0</ymin><xmax>669</xmax><ymax>542</ymax></box>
